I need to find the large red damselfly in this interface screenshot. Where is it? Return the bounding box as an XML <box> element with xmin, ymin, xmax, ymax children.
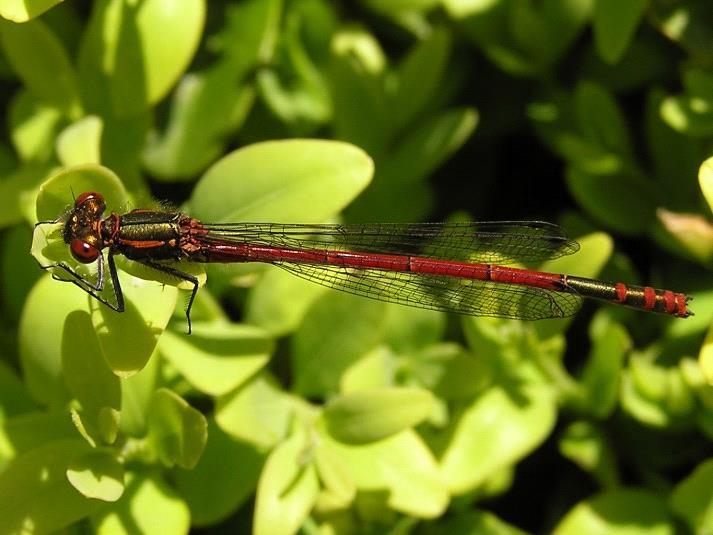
<box><xmin>34</xmin><ymin>191</ymin><xmax>693</xmax><ymax>333</ymax></box>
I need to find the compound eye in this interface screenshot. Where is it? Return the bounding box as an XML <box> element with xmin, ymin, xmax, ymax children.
<box><xmin>70</xmin><ymin>238</ymin><xmax>100</xmax><ymax>263</ymax></box>
<box><xmin>75</xmin><ymin>191</ymin><xmax>104</xmax><ymax>207</ymax></box>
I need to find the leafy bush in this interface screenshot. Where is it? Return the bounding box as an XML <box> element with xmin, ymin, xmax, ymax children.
<box><xmin>0</xmin><ymin>1</ymin><xmax>712</xmax><ymax>534</ymax></box>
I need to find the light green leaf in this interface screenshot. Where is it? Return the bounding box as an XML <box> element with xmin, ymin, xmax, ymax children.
<box><xmin>19</xmin><ymin>275</ymin><xmax>82</xmax><ymax>406</ymax></box>
<box><xmin>313</xmin><ymin>442</ymin><xmax>356</xmax><ymax>508</ymax></box>
<box><xmin>320</xmin><ymin>427</ymin><xmax>448</xmax><ymax>518</ymax></box>
<box><xmin>552</xmin><ymin>488</ymin><xmax>674</xmax><ymax>535</ymax></box>
<box><xmin>175</xmin><ymin>418</ymin><xmax>265</xmax><ymax>526</ymax></box>
<box><xmin>119</xmin><ymin>349</ymin><xmax>159</xmax><ymax>437</ymax></box>
<box><xmin>159</xmin><ymin>322</ymin><xmax>273</xmax><ymax>396</ymax></box>
<box><xmin>323</xmin><ymin>387</ymin><xmax>434</xmax><ymax>444</ymax></box>
<box><xmin>699</xmin><ymin>323</ymin><xmax>713</xmax><ymax>385</ymax></box>
<box><xmin>593</xmin><ymin>0</ymin><xmax>648</xmax><ymax>63</ymax></box>
<box><xmin>0</xmin><ymin>17</ymin><xmax>80</xmax><ymax>113</ymax></box>
<box><xmin>699</xmin><ymin>156</ymin><xmax>713</xmax><ymax>216</ymax></box>
<box><xmin>143</xmin><ymin>0</ymin><xmax>279</xmax><ymax>179</ymax></box>
<box><xmin>0</xmin><ymin>410</ymin><xmax>76</xmax><ymax>465</ymax></box>
<box><xmin>0</xmin><ymin>439</ymin><xmax>98</xmax><ymax>534</ymax></box>
<box><xmin>147</xmin><ymin>388</ymin><xmax>207</xmax><ymax>469</ymax></box>
<box><xmin>0</xmin><ymin>0</ymin><xmax>66</xmax><ymax>21</ymax></box>
<box><xmin>0</xmin><ymin>360</ymin><xmax>35</xmax><ymax>420</ymax></box>
<box><xmin>67</xmin><ymin>450</ymin><xmax>124</xmax><ymax>502</ymax></box>
<box><xmin>558</xmin><ymin>421</ymin><xmax>619</xmax><ymax>487</ymax></box>
<box><xmin>190</xmin><ymin>139</ymin><xmax>373</xmax><ymax>222</ymax></box>
<box><xmin>215</xmin><ymin>372</ymin><xmax>293</xmax><ymax>449</ymax></box>
<box><xmin>245</xmin><ymin>265</ymin><xmax>327</xmax><ymax>336</ymax></box>
<box><xmin>575</xmin><ymin>318</ymin><xmax>630</xmax><ymax>418</ymax></box>
<box><xmin>348</xmin><ymin>107</ymin><xmax>477</xmax><ymax>221</ymax></box>
<box><xmin>292</xmin><ymin>291</ymin><xmax>387</xmax><ymax>397</ymax></box>
<box><xmin>1</xmin><ymin>163</ymin><xmax>52</xmax><ymax>228</ymax></box>
<box><xmin>78</xmin><ymin>0</ymin><xmax>205</xmax><ymax>116</ymax></box>
<box><xmin>9</xmin><ymin>90</ymin><xmax>61</xmax><ymax>162</ymax></box>
<box><xmin>62</xmin><ymin>310</ymin><xmax>121</xmax><ymax>444</ymax></box>
<box><xmin>670</xmin><ymin>458</ymin><xmax>713</xmax><ymax>534</ymax></box>
<box><xmin>439</xmin><ymin>368</ymin><xmax>556</xmax><ymax>494</ymax></box>
<box><xmin>660</xmin><ymin>69</ymin><xmax>713</xmax><ymax>137</ymax></box>
<box><xmin>91</xmin><ymin>470</ymin><xmax>190</xmax><ymax>535</ymax></box>
<box><xmin>34</xmin><ymin>163</ymin><xmax>128</xmax><ymax>222</ymax></box>
<box><xmin>90</xmin><ymin>269</ymin><xmax>177</xmax><ymax>377</ymax></box>
<box><xmin>330</xmin><ymin>27</ymin><xmax>388</xmax><ymax>153</ymax></box>
<box><xmin>57</xmin><ymin>115</ymin><xmax>103</xmax><ymax>166</ymax></box>
<box><xmin>254</xmin><ymin>428</ymin><xmax>320</xmax><ymax>535</ymax></box>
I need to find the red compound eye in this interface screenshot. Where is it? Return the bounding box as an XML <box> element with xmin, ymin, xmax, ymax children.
<box><xmin>70</xmin><ymin>238</ymin><xmax>100</xmax><ymax>263</ymax></box>
<box><xmin>75</xmin><ymin>191</ymin><xmax>104</xmax><ymax>207</ymax></box>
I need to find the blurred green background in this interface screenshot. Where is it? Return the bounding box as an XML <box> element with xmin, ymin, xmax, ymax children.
<box><xmin>1</xmin><ymin>0</ymin><xmax>713</xmax><ymax>534</ymax></box>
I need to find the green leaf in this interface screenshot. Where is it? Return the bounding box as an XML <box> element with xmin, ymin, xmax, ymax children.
<box><xmin>158</xmin><ymin>322</ymin><xmax>273</xmax><ymax>396</ymax></box>
<box><xmin>313</xmin><ymin>442</ymin><xmax>356</xmax><ymax>508</ymax></box>
<box><xmin>575</xmin><ymin>317</ymin><xmax>630</xmax><ymax>418</ymax></box>
<box><xmin>660</xmin><ymin>69</ymin><xmax>713</xmax><ymax>138</ymax></box>
<box><xmin>78</xmin><ymin>0</ymin><xmax>205</xmax><ymax>116</ymax></box>
<box><xmin>439</xmin><ymin>366</ymin><xmax>556</xmax><ymax>494</ymax></box>
<box><xmin>9</xmin><ymin>90</ymin><xmax>62</xmax><ymax>162</ymax></box>
<box><xmin>90</xmin><ymin>269</ymin><xmax>177</xmax><ymax>377</ymax></box>
<box><xmin>215</xmin><ymin>372</ymin><xmax>293</xmax><ymax>449</ymax></box>
<box><xmin>382</xmin><ymin>303</ymin><xmax>446</xmax><ymax>354</ymax></box>
<box><xmin>0</xmin><ymin>439</ymin><xmax>98</xmax><ymax>534</ymax></box>
<box><xmin>254</xmin><ymin>428</ymin><xmax>320</xmax><ymax>535</ymax></box>
<box><xmin>245</xmin><ymin>265</ymin><xmax>328</xmax><ymax>336</ymax></box>
<box><xmin>0</xmin><ymin>360</ymin><xmax>35</xmax><ymax>420</ymax></box>
<box><xmin>143</xmin><ymin>0</ymin><xmax>280</xmax><ymax>179</ymax></box>
<box><xmin>119</xmin><ymin>350</ymin><xmax>159</xmax><ymax>437</ymax></box>
<box><xmin>0</xmin><ymin>410</ymin><xmax>76</xmax><ymax>465</ymax></box>
<box><xmin>91</xmin><ymin>470</ymin><xmax>190</xmax><ymax>535</ymax></box>
<box><xmin>552</xmin><ymin>488</ymin><xmax>675</xmax><ymax>535</ymax></box>
<box><xmin>575</xmin><ymin>81</ymin><xmax>632</xmax><ymax>156</ymax></box>
<box><xmin>19</xmin><ymin>275</ymin><xmax>82</xmax><ymax>406</ymax></box>
<box><xmin>66</xmin><ymin>450</ymin><xmax>124</xmax><ymax>502</ymax></box>
<box><xmin>593</xmin><ymin>0</ymin><xmax>648</xmax><ymax>63</ymax></box>
<box><xmin>34</xmin><ymin>163</ymin><xmax>128</xmax><ymax>222</ymax></box>
<box><xmin>147</xmin><ymin>388</ymin><xmax>207</xmax><ymax>469</ymax></box>
<box><xmin>0</xmin><ymin>163</ymin><xmax>52</xmax><ymax>228</ymax></box>
<box><xmin>174</xmin><ymin>418</ymin><xmax>265</xmax><ymax>526</ymax></box>
<box><xmin>348</xmin><ymin>107</ymin><xmax>477</xmax><ymax>221</ymax></box>
<box><xmin>323</xmin><ymin>387</ymin><xmax>435</xmax><ymax>444</ymax></box>
<box><xmin>419</xmin><ymin>509</ymin><xmax>528</xmax><ymax>535</ymax></box>
<box><xmin>558</xmin><ymin>420</ymin><xmax>619</xmax><ymax>487</ymax></box>
<box><xmin>700</xmin><ymin>156</ymin><xmax>713</xmax><ymax>216</ymax></box>
<box><xmin>0</xmin><ymin>0</ymin><xmax>66</xmax><ymax>21</ymax></box>
<box><xmin>320</xmin><ymin>427</ymin><xmax>448</xmax><ymax>517</ymax></box>
<box><xmin>190</xmin><ymin>139</ymin><xmax>373</xmax><ymax>222</ymax></box>
<box><xmin>409</xmin><ymin>343</ymin><xmax>491</xmax><ymax>401</ymax></box>
<box><xmin>330</xmin><ymin>27</ymin><xmax>388</xmax><ymax>153</ymax></box>
<box><xmin>56</xmin><ymin>115</ymin><xmax>103</xmax><ymax>166</ymax></box>
<box><xmin>389</xmin><ymin>27</ymin><xmax>451</xmax><ymax>130</ymax></box>
<box><xmin>701</xmin><ymin>323</ymin><xmax>713</xmax><ymax>385</ymax></box>
<box><xmin>565</xmin><ymin>167</ymin><xmax>657</xmax><ymax>234</ymax></box>
<box><xmin>621</xmin><ymin>356</ymin><xmax>697</xmax><ymax>427</ymax></box>
<box><xmin>1</xmin><ymin>224</ymin><xmax>43</xmax><ymax>321</ymax></box>
<box><xmin>0</xmin><ymin>17</ymin><xmax>80</xmax><ymax>113</ymax></box>
<box><xmin>292</xmin><ymin>291</ymin><xmax>387</xmax><ymax>397</ymax></box>
<box><xmin>62</xmin><ymin>310</ymin><xmax>121</xmax><ymax>444</ymax></box>
<box><xmin>669</xmin><ymin>458</ymin><xmax>713</xmax><ymax>534</ymax></box>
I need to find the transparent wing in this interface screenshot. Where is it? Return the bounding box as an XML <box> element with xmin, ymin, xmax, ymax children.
<box><xmin>201</xmin><ymin>221</ymin><xmax>579</xmax><ymax>265</ymax></box>
<box><xmin>274</xmin><ymin>261</ymin><xmax>582</xmax><ymax>320</ymax></box>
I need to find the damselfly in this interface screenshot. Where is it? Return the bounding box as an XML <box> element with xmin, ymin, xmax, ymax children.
<box><xmin>34</xmin><ymin>191</ymin><xmax>693</xmax><ymax>333</ymax></box>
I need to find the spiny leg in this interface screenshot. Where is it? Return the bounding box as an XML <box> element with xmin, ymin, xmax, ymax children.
<box><xmin>137</xmin><ymin>259</ymin><xmax>199</xmax><ymax>334</ymax></box>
